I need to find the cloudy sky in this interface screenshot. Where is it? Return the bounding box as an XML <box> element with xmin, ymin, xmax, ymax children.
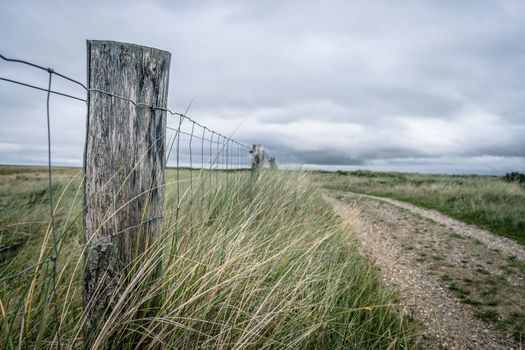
<box><xmin>1</xmin><ymin>0</ymin><xmax>524</xmax><ymax>174</ymax></box>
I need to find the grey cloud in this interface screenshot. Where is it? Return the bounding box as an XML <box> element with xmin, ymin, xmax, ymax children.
<box><xmin>1</xmin><ymin>0</ymin><xmax>524</xmax><ymax>174</ymax></box>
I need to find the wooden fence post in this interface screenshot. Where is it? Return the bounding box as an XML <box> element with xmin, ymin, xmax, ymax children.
<box><xmin>268</xmin><ymin>157</ymin><xmax>277</xmax><ymax>170</ymax></box>
<box><xmin>251</xmin><ymin>144</ymin><xmax>265</xmax><ymax>173</ymax></box>
<box><xmin>83</xmin><ymin>40</ymin><xmax>170</xmax><ymax>346</ymax></box>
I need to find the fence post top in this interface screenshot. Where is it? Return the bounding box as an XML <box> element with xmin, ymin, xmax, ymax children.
<box><xmin>86</xmin><ymin>40</ymin><xmax>171</xmax><ymax>58</ymax></box>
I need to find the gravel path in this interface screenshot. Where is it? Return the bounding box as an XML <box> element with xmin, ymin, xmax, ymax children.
<box><xmin>325</xmin><ymin>192</ymin><xmax>524</xmax><ymax>349</ymax></box>
<box><xmin>353</xmin><ymin>192</ymin><xmax>525</xmax><ymax>261</ymax></box>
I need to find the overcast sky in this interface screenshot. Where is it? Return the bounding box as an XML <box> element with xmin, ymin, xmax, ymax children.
<box><xmin>1</xmin><ymin>0</ymin><xmax>524</xmax><ymax>174</ymax></box>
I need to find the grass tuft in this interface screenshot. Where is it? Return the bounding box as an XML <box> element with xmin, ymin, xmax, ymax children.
<box><xmin>1</xmin><ymin>166</ymin><xmax>416</xmax><ymax>349</ymax></box>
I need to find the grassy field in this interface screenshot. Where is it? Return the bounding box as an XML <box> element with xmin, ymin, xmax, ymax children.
<box><xmin>0</xmin><ymin>165</ymin><xmax>416</xmax><ymax>349</ymax></box>
<box><xmin>316</xmin><ymin>170</ymin><xmax>525</xmax><ymax>245</ymax></box>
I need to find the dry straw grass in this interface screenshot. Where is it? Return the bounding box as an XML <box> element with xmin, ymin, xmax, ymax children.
<box><xmin>1</xmin><ymin>167</ymin><xmax>416</xmax><ymax>349</ymax></box>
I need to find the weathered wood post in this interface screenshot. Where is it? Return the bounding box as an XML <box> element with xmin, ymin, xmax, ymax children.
<box><xmin>251</xmin><ymin>144</ymin><xmax>265</xmax><ymax>173</ymax></box>
<box><xmin>83</xmin><ymin>40</ymin><xmax>170</xmax><ymax>346</ymax></box>
<box><xmin>268</xmin><ymin>157</ymin><xmax>277</xmax><ymax>170</ymax></box>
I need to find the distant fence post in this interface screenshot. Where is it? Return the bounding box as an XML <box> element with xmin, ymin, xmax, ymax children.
<box><xmin>269</xmin><ymin>157</ymin><xmax>277</xmax><ymax>170</ymax></box>
<box><xmin>251</xmin><ymin>144</ymin><xmax>265</xmax><ymax>173</ymax></box>
<box><xmin>83</xmin><ymin>40</ymin><xmax>170</xmax><ymax>346</ymax></box>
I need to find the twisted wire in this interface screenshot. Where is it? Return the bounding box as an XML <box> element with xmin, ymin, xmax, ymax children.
<box><xmin>0</xmin><ymin>53</ymin><xmax>258</xmax><ymax>289</ymax></box>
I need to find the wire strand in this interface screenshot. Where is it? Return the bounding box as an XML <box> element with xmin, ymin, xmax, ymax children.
<box><xmin>0</xmin><ymin>54</ymin><xmax>252</xmax><ymax>150</ymax></box>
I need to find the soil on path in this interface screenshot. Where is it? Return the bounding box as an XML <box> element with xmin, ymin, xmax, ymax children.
<box><xmin>326</xmin><ymin>191</ymin><xmax>524</xmax><ymax>349</ymax></box>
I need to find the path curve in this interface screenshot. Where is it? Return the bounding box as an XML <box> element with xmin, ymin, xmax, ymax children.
<box><xmin>350</xmin><ymin>192</ymin><xmax>525</xmax><ymax>261</ymax></box>
<box><xmin>325</xmin><ymin>192</ymin><xmax>523</xmax><ymax>349</ymax></box>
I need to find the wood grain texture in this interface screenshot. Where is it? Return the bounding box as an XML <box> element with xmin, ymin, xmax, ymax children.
<box><xmin>83</xmin><ymin>40</ymin><xmax>170</xmax><ymax>344</ymax></box>
<box><xmin>251</xmin><ymin>144</ymin><xmax>265</xmax><ymax>172</ymax></box>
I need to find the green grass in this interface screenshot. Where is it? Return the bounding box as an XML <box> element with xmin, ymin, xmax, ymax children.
<box><xmin>0</xmin><ymin>166</ymin><xmax>416</xmax><ymax>349</ymax></box>
<box><xmin>316</xmin><ymin>170</ymin><xmax>525</xmax><ymax>244</ymax></box>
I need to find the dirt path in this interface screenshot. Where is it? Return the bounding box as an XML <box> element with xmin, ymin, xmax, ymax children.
<box><xmin>353</xmin><ymin>192</ymin><xmax>525</xmax><ymax>262</ymax></box>
<box><xmin>325</xmin><ymin>192</ymin><xmax>524</xmax><ymax>349</ymax></box>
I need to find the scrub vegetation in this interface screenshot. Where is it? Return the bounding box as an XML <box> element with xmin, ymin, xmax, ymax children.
<box><xmin>0</xmin><ymin>166</ymin><xmax>416</xmax><ymax>349</ymax></box>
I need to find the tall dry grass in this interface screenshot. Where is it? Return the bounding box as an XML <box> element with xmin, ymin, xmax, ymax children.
<box><xmin>1</xmin><ymin>167</ymin><xmax>416</xmax><ymax>349</ymax></box>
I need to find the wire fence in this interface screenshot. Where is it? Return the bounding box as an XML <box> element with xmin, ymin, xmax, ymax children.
<box><xmin>0</xmin><ymin>52</ymin><xmax>269</xmax><ymax>348</ymax></box>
